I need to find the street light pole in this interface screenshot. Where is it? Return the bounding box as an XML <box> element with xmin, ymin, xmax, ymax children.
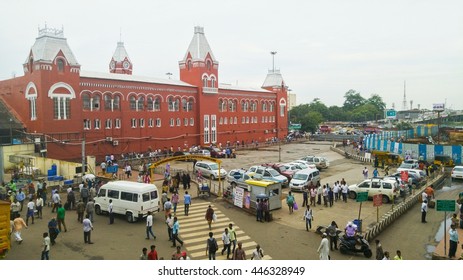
<box><xmin>9</xmin><ymin>118</ymin><xmax>13</xmax><ymax>145</ymax></box>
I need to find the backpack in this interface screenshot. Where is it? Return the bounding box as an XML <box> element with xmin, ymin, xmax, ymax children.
<box><xmin>81</xmin><ymin>188</ymin><xmax>89</xmax><ymax>198</ymax></box>
<box><xmin>208</xmin><ymin>238</ymin><xmax>218</xmax><ymax>252</ymax></box>
<box><xmin>287</xmin><ymin>195</ymin><xmax>294</xmax><ymax>204</ymax></box>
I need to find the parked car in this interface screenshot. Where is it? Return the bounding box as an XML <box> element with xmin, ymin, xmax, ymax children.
<box><xmin>261</xmin><ymin>163</ymin><xmax>294</xmax><ymax>180</ymax></box>
<box><xmin>248</xmin><ymin>165</ymin><xmax>288</xmax><ymax>187</ymax></box>
<box><xmin>226</xmin><ymin>169</ymin><xmax>253</xmax><ymax>188</ymax></box>
<box><xmin>451</xmin><ymin>166</ymin><xmax>463</xmax><ymax>180</ymax></box>
<box><xmin>292</xmin><ymin>160</ymin><xmax>317</xmax><ymax>169</ymax></box>
<box><xmin>300</xmin><ymin>156</ymin><xmax>328</xmax><ymax>169</ymax></box>
<box><xmin>399</xmin><ymin>160</ymin><xmax>419</xmax><ymax>170</ymax></box>
<box><xmin>289</xmin><ymin>169</ymin><xmax>321</xmax><ymax>192</ymax></box>
<box><xmin>396</xmin><ymin>168</ymin><xmax>426</xmax><ymax>180</ymax></box>
<box><xmin>194</xmin><ymin>161</ymin><xmax>227</xmax><ymax>180</ymax></box>
<box><xmin>348</xmin><ymin>178</ymin><xmax>399</xmax><ymax>203</ymax></box>
<box><xmin>203</xmin><ymin>146</ymin><xmax>226</xmax><ymax>158</ymax></box>
<box><xmin>194</xmin><ymin>149</ymin><xmax>211</xmax><ymax>157</ymax></box>
<box><xmin>385</xmin><ymin>172</ymin><xmax>422</xmax><ymax>187</ymax></box>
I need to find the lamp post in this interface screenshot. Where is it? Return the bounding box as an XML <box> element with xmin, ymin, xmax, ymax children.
<box><xmin>9</xmin><ymin>118</ymin><xmax>13</xmax><ymax>145</ymax></box>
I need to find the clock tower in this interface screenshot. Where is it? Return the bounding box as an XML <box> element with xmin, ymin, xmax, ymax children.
<box><xmin>109</xmin><ymin>41</ymin><xmax>132</xmax><ymax>75</ymax></box>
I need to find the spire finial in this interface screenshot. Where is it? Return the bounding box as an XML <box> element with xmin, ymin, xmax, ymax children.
<box><xmin>270</xmin><ymin>51</ymin><xmax>277</xmax><ymax>72</ymax></box>
<box><xmin>119</xmin><ymin>27</ymin><xmax>122</xmax><ymax>42</ymax></box>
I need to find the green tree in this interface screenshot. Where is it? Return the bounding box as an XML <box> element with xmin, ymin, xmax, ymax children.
<box><xmin>300</xmin><ymin>111</ymin><xmax>324</xmax><ymax>133</ymax></box>
<box><xmin>343</xmin><ymin>89</ymin><xmax>365</xmax><ymax>111</ymax></box>
<box><xmin>327</xmin><ymin>105</ymin><xmax>348</xmax><ymax>121</ymax></box>
<box><xmin>395</xmin><ymin>121</ymin><xmax>413</xmax><ymax>130</ymax></box>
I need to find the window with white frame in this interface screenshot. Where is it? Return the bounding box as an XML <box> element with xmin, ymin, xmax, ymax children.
<box><xmin>154</xmin><ymin>97</ymin><xmax>161</xmax><ymax>111</ymax></box>
<box><xmin>219</xmin><ymin>117</ymin><xmax>223</xmax><ymax>125</ymax></box>
<box><xmin>190</xmin><ymin>118</ymin><xmax>194</xmax><ymax>126</ymax></box>
<box><xmin>82</xmin><ymin>93</ymin><xmax>91</xmax><ymax>110</ymax></box>
<box><xmin>83</xmin><ymin>119</ymin><xmax>91</xmax><ymax>130</ymax></box>
<box><xmin>182</xmin><ymin>98</ymin><xmax>187</xmax><ymax>111</ymax></box>
<box><xmin>105</xmin><ymin>119</ymin><xmax>112</xmax><ymax>129</ymax></box>
<box><xmin>147</xmin><ymin>96</ymin><xmax>154</xmax><ymax>111</ymax></box>
<box><xmin>246</xmin><ymin>117</ymin><xmax>249</xmax><ymax>124</ymax></box>
<box><xmin>242</xmin><ymin>117</ymin><xmax>245</xmax><ymax>124</ymax></box>
<box><xmin>176</xmin><ymin>118</ymin><xmax>181</xmax><ymax>126</ymax></box>
<box><xmin>262</xmin><ymin>101</ymin><xmax>267</xmax><ymax>112</ymax></box>
<box><xmin>26</xmin><ymin>83</ymin><xmax>38</xmax><ymax>120</ymax></box>
<box><xmin>223</xmin><ymin>117</ymin><xmax>227</xmax><ymax>125</ymax></box>
<box><xmin>202</xmin><ymin>75</ymin><xmax>208</xmax><ymax>87</ymax></box>
<box><xmin>130</xmin><ymin>96</ymin><xmax>137</xmax><ymax>111</ymax></box>
<box><xmin>170</xmin><ymin>118</ymin><xmax>174</xmax><ymax>127</ymax></box>
<box><xmin>234</xmin><ymin>117</ymin><xmax>237</xmax><ymax>124</ymax></box>
<box><xmin>148</xmin><ymin>118</ymin><xmax>154</xmax><ymax>128</ymax></box>
<box><xmin>115</xmin><ymin>119</ymin><xmax>121</xmax><ymax>129</ymax></box>
<box><xmin>204</xmin><ymin>115</ymin><xmax>210</xmax><ymax>144</ymax></box>
<box><xmin>279</xmin><ymin>99</ymin><xmax>286</xmax><ymax>117</ymax></box>
<box><xmin>270</xmin><ymin>102</ymin><xmax>274</xmax><ymax>112</ymax></box>
<box><xmin>184</xmin><ymin>118</ymin><xmax>188</xmax><ymax>126</ymax></box>
<box><xmin>156</xmin><ymin>118</ymin><xmax>161</xmax><ymax>127</ymax></box>
<box><xmin>113</xmin><ymin>95</ymin><xmax>120</xmax><ymax>111</ymax></box>
<box><xmin>131</xmin><ymin>118</ymin><xmax>137</xmax><ymax>128</ymax></box>
<box><xmin>53</xmin><ymin>97</ymin><xmax>71</xmax><ymax>119</ymax></box>
<box><xmin>187</xmin><ymin>97</ymin><xmax>194</xmax><ymax>112</ymax></box>
<box><xmin>251</xmin><ymin>101</ymin><xmax>257</xmax><ymax>112</ymax></box>
<box><xmin>174</xmin><ymin>99</ymin><xmax>180</xmax><ymax>111</ymax></box>
<box><xmin>104</xmin><ymin>94</ymin><xmax>112</xmax><ymax>111</ymax></box>
<box><xmin>211</xmin><ymin>76</ymin><xmax>216</xmax><ymax>88</ymax></box>
<box><xmin>211</xmin><ymin>115</ymin><xmax>217</xmax><ymax>144</ymax></box>
<box><xmin>94</xmin><ymin>119</ymin><xmax>101</xmax><ymax>129</ymax></box>
<box><xmin>229</xmin><ymin>117</ymin><xmax>233</xmax><ymax>124</ymax></box>
<box><xmin>137</xmin><ymin>96</ymin><xmax>145</xmax><ymax>111</ymax></box>
<box><xmin>219</xmin><ymin>99</ymin><xmax>225</xmax><ymax>112</ymax></box>
<box><xmin>139</xmin><ymin>118</ymin><xmax>145</xmax><ymax>128</ymax></box>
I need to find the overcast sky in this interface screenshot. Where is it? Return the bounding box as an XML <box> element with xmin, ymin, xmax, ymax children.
<box><xmin>1</xmin><ymin>0</ymin><xmax>462</xmax><ymax>110</ymax></box>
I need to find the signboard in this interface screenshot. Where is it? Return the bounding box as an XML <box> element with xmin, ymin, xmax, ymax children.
<box><xmin>233</xmin><ymin>187</ymin><xmax>244</xmax><ymax>208</ymax></box>
<box><xmin>289</xmin><ymin>123</ymin><xmax>302</xmax><ymax>130</ymax></box>
<box><xmin>356</xmin><ymin>192</ymin><xmax>368</xmax><ymax>202</ymax></box>
<box><xmin>373</xmin><ymin>194</ymin><xmax>383</xmax><ymax>207</ymax></box>
<box><xmin>436</xmin><ymin>200</ymin><xmax>456</xmax><ymax>212</ymax></box>
<box><xmin>386</xmin><ymin>109</ymin><xmax>396</xmax><ymax>119</ymax></box>
<box><xmin>433</xmin><ymin>103</ymin><xmax>445</xmax><ymax>112</ymax></box>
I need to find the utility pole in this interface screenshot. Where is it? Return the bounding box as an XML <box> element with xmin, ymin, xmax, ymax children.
<box><xmin>81</xmin><ymin>132</ymin><xmax>86</xmax><ymax>174</ymax></box>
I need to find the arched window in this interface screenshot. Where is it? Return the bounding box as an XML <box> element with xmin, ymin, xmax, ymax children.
<box><xmin>147</xmin><ymin>96</ymin><xmax>154</xmax><ymax>111</ymax></box>
<box><xmin>202</xmin><ymin>76</ymin><xmax>208</xmax><ymax>87</ymax></box>
<box><xmin>182</xmin><ymin>98</ymin><xmax>188</xmax><ymax>111</ymax></box>
<box><xmin>154</xmin><ymin>97</ymin><xmax>161</xmax><ymax>111</ymax></box>
<box><xmin>82</xmin><ymin>93</ymin><xmax>91</xmax><ymax>110</ymax></box>
<box><xmin>188</xmin><ymin>97</ymin><xmax>194</xmax><ymax>112</ymax></box>
<box><xmin>269</xmin><ymin>102</ymin><xmax>274</xmax><ymax>112</ymax></box>
<box><xmin>168</xmin><ymin>97</ymin><xmax>174</xmax><ymax>111</ymax></box>
<box><xmin>129</xmin><ymin>96</ymin><xmax>137</xmax><ymax>111</ymax></box>
<box><xmin>206</xmin><ymin>60</ymin><xmax>212</xmax><ymax>71</ymax></box>
<box><xmin>262</xmin><ymin>101</ymin><xmax>267</xmax><ymax>112</ymax></box>
<box><xmin>219</xmin><ymin>99</ymin><xmax>225</xmax><ymax>112</ymax></box>
<box><xmin>234</xmin><ymin>117</ymin><xmax>237</xmax><ymax>124</ymax></box>
<box><xmin>104</xmin><ymin>94</ymin><xmax>112</xmax><ymax>110</ymax></box>
<box><xmin>93</xmin><ymin>95</ymin><xmax>100</xmax><ymax>111</ymax></box>
<box><xmin>211</xmin><ymin>77</ymin><xmax>216</xmax><ymax>88</ymax></box>
<box><xmin>219</xmin><ymin>117</ymin><xmax>223</xmax><ymax>125</ymax></box>
<box><xmin>49</xmin><ymin>82</ymin><xmax>75</xmax><ymax>120</ymax></box>
<box><xmin>113</xmin><ymin>95</ymin><xmax>121</xmax><ymax>110</ymax></box>
<box><xmin>187</xmin><ymin>60</ymin><xmax>192</xmax><ymax>71</ymax></box>
<box><xmin>279</xmin><ymin>99</ymin><xmax>286</xmax><ymax>117</ymax></box>
<box><xmin>251</xmin><ymin>101</ymin><xmax>256</xmax><ymax>112</ymax></box>
<box><xmin>224</xmin><ymin>117</ymin><xmax>228</xmax><ymax>125</ymax></box>
<box><xmin>174</xmin><ymin>98</ymin><xmax>180</xmax><ymax>111</ymax></box>
<box><xmin>137</xmin><ymin>96</ymin><xmax>145</xmax><ymax>111</ymax></box>
<box><xmin>57</xmin><ymin>59</ymin><xmax>65</xmax><ymax>72</ymax></box>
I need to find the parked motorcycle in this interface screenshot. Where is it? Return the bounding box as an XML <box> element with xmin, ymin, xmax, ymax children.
<box><xmin>338</xmin><ymin>234</ymin><xmax>372</xmax><ymax>258</ymax></box>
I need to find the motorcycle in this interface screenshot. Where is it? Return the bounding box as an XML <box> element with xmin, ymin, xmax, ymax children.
<box><xmin>338</xmin><ymin>234</ymin><xmax>372</xmax><ymax>258</ymax></box>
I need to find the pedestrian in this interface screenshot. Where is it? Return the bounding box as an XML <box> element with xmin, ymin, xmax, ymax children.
<box><xmin>327</xmin><ymin>221</ymin><xmax>339</xmax><ymax>250</ymax></box>
<box><xmin>382</xmin><ymin>251</ymin><xmax>390</xmax><ymax>260</ymax></box>
<box><xmin>251</xmin><ymin>244</ymin><xmax>264</xmax><ymax>260</ymax></box>
<box><xmin>164</xmin><ymin>198</ymin><xmax>172</xmax><ymax>218</ymax></box>
<box><xmin>171</xmin><ymin>216</ymin><xmax>184</xmax><ymax>247</ymax></box>
<box><xmin>233</xmin><ymin>242</ymin><xmax>246</xmax><ymax>260</ymax></box>
<box><xmin>51</xmin><ymin>190</ymin><xmax>60</xmax><ymax>213</ymax></box>
<box><xmin>310</xmin><ymin>188</ymin><xmax>316</xmax><ymax>207</ymax></box>
<box><xmin>303</xmin><ymin>205</ymin><xmax>313</xmax><ymax>231</ymax></box>
<box><xmin>317</xmin><ymin>233</ymin><xmax>330</xmax><ymax>260</ymax></box>
<box><xmin>341</xmin><ymin>182</ymin><xmax>348</xmax><ymax>203</ymax></box>
<box><xmin>125</xmin><ymin>164</ymin><xmax>132</xmax><ymax>179</ymax></box>
<box><xmin>317</xmin><ymin>183</ymin><xmax>323</xmax><ymax>205</ymax></box>
<box><xmin>228</xmin><ymin>223</ymin><xmax>237</xmax><ymax>254</ymax></box>
<box><xmin>147</xmin><ymin>245</ymin><xmax>158</xmax><ymax>260</ymax></box>
<box><xmin>286</xmin><ymin>191</ymin><xmax>295</xmax><ymax>214</ymax></box>
<box><xmin>322</xmin><ymin>185</ymin><xmax>328</xmax><ymax>207</ymax></box>
<box><xmin>146</xmin><ymin>211</ymin><xmax>156</xmax><ymax>240</ymax></box>
<box><xmin>172</xmin><ymin>246</ymin><xmax>182</xmax><ymax>260</ymax></box>
<box><xmin>221</xmin><ymin>228</ymin><xmax>231</xmax><ymax>259</ymax></box>
<box><xmin>16</xmin><ymin>189</ymin><xmax>26</xmax><ymax>211</ymax></box>
<box><xmin>328</xmin><ymin>185</ymin><xmax>334</xmax><ymax>207</ymax></box>
<box><xmin>140</xmin><ymin>247</ymin><xmax>148</xmax><ymax>260</ymax></box>
<box><xmin>263</xmin><ymin>199</ymin><xmax>270</xmax><ymax>222</ymax></box>
<box><xmin>66</xmin><ymin>188</ymin><xmax>76</xmax><ymax>210</ymax></box>
<box><xmin>25</xmin><ymin>198</ymin><xmax>35</xmax><ymax>226</ymax></box>
<box><xmin>56</xmin><ymin>204</ymin><xmax>67</xmax><ymax>232</ymax></box>
<box><xmin>363</xmin><ymin>167</ymin><xmax>369</xmax><ymax>179</ymax></box>
<box><xmin>83</xmin><ymin>214</ymin><xmax>94</xmax><ymax>244</ymax></box>
<box><xmin>48</xmin><ymin>217</ymin><xmax>59</xmax><ymax>245</ymax></box>
<box><xmin>36</xmin><ymin>195</ymin><xmax>43</xmax><ymax>219</ymax></box>
<box><xmin>393</xmin><ymin>250</ymin><xmax>403</xmax><ymax>260</ymax></box>
<box><xmin>171</xmin><ymin>192</ymin><xmax>179</xmax><ymax>214</ymax></box>
<box><xmin>80</xmin><ymin>185</ymin><xmax>89</xmax><ymax>205</ymax></box>
<box><xmin>206</xmin><ymin>231</ymin><xmax>218</xmax><ymax>260</ymax></box>
<box><xmin>76</xmin><ymin>199</ymin><xmax>85</xmax><ymax>223</ymax></box>
<box><xmin>449</xmin><ymin>224</ymin><xmax>459</xmax><ymax>258</ymax></box>
<box><xmin>333</xmin><ymin>181</ymin><xmax>340</xmax><ymax>201</ymax></box>
<box><xmin>184</xmin><ymin>191</ymin><xmax>191</xmax><ymax>216</ymax></box>
<box><xmin>41</xmin><ymin>232</ymin><xmax>51</xmax><ymax>260</ymax></box>
<box><xmin>13</xmin><ymin>213</ymin><xmax>28</xmax><ymax>244</ymax></box>
<box><xmin>421</xmin><ymin>199</ymin><xmax>428</xmax><ymax>223</ymax></box>
<box><xmin>373</xmin><ymin>168</ymin><xmax>379</xmax><ymax>178</ymax></box>
<box><xmin>205</xmin><ymin>205</ymin><xmax>214</xmax><ymax>230</ymax></box>
<box><xmin>86</xmin><ymin>199</ymin><xmax>95</xmax><ymax>222</ymax></box>
<box><xmin>302</xmin><ymin>187</ymin><xmax>308</xmax><ymax>207</ymax></box>
<box><xmin>166</xmin><ymin>212</ymin><xmax>174</xmax><ymax>241</ymax></box>
<box><xmin>108</xmin><ymin>199</ymin><xmax>114</xmax><ymax>224</ymax></box>
<box><xmin>375</xmin><ymin>239</ymin><xmax>384</xmax><ymax>260</ymax></box>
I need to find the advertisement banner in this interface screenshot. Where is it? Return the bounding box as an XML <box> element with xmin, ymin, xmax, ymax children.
<box><xmin>233</xmin><ymin>187</ymin><xmax>244</xmax><ymax>208</ymax></box>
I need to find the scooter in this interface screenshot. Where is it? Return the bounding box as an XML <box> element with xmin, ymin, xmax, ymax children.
<box><xmin>338</xmin><ymin>234</ymin><xmax>372</xmax><ymax>258</ymax></box>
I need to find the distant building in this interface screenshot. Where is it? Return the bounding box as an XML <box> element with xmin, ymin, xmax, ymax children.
<box><xmin>287</xmin><ymin>92</ymin><xmax>297</xmax><ymax>110</ymax></box>
<box><xmin>0</xmin><ymin>26</ymin><xmax>288</xmax><ymax>161</ymax></box>
<box><xmin>396</xmin><ymin>109</ymin><xmax>422</xmax><ymax>121</ymax></box>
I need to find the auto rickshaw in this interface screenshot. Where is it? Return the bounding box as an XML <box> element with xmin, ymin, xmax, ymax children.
<box><xmin>371</xmin><ymin>150</ymin><xmax>403</xmax><ymax>168</ymax></box>
<box><xmin>434</xmin><ymin>155</ymin><xmax>454</xmax><ymax>167</ymax></box>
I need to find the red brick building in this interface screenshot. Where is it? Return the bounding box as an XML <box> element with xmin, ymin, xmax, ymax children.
<box><xmin>0</xmin><ymin>26</ymin><xmax>288</xmax><ymax>161</ymax></box>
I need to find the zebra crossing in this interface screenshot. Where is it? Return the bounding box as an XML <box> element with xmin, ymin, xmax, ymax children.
<box><xmin>175</xmin><ymin>201</ymin><xmax>272</xmax><ymax>260</ymax></box>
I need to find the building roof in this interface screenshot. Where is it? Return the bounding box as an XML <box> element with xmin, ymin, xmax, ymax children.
<box><xmin>219</xmin><ymin>83</ymin><xmax>272</xmax><ymax>93</ymax></box>
<box><xmin>182</xmin><ymin>26</ymin><xmax>217</xmax><ymax>62</ymax></box>
<box><xmin>262</xmin><ymin>69</ymin><xmax>285</xmax><ymax>88</ymax></box>
<box><xmin>80</xmin><ymin>71</ymin><xmax>195</xmax><ymax>87</ymax></box>
<box><xmin>26</xmin><ymin>26</ymin><xmax>79</xmax><ymax>66</ymax></box>
<box><xmin>112</xmin><ymin>41</ymin><xmax>131</xmax><ymax>63</ymax></box>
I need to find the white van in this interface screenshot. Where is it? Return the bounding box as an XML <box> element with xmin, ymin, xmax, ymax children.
<box><xmin>289</xmin><ymin>168</ymin><xmax>321</xmax><ymax>191</ymax></box>
<box><xmin>94</xmin><ymin>181</ymin><xmax>160</xmax><ymax>223</ymax></box>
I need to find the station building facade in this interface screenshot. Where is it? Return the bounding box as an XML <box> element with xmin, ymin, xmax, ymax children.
<box><xmin>0</xmin><ymin>26</ymin><xmax>288</xmax><ymax>161</ymax></box>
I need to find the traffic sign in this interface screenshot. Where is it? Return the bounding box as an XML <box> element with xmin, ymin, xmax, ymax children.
<box><xmin>436</xmin><ymin>200</ymin><xmax>456</xmax><ymax>212</ymax></box>
<box><xmin>373</xmin><ymin>194</ymin><xmax>383</xmax><ymax>206</ymax></box>
<box><xmin>356</xmin><ymin>192</ymin><xmax>368</xmax><ymax>202</ymax></box>
<box><xmin>386</xmin><ymin>109</ymin><xmax>396</xmax><ymax>119</ymax></box>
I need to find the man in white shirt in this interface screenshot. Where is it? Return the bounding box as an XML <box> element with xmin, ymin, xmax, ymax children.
<box><xmin>251</xmin><ymin>244</ymin><xmax>264</xmax><ymax>260</ymax></box>
<box><xmin>421</xmin><ymin>200</ymin><xmax>428</xmax><ymax>223</ymax></box>
<box><xmin>146</xmin><ymin>211</ymin><xmax>156</xmax><ymax>240</ymax></box>
<box><xmin>52</xmin><ymin>191</ymin><xmax>61</xmax><ymax>213</ymax></box>
<box><xmin>83</xmin><ymin>214</ymin><xmax>94</xmax><ymax>244</ymax></box>
<box><xmin>26</xmin><ymin>198</ymin><xmax>35</xmax><ymax>226</ymax></box>
<box><xmin>41</xmin><ymin>232</ymin><xmax>51</xmax><ymax>260</ymax></box>
<box><xmin>221</xmin><ymin>228</ymin><xmax>231</xmax><ymax>259</ymax></box>
<box><xmin>36</xmin><ymin>196</ymin><xmax>43</xmax><ymax>219</ymax></box>
<box><xmin>108</xmin><ymin>199</ymin><xmax>114</xmax><ymax>224</ymax></box>
<box><xmin>166</xmin><ymin>213</ymin><xmax>174</xmax><ymax>241</ymax></box>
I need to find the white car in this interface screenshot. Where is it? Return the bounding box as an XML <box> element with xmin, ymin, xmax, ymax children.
<box><xmin>348</xmin><ymin>178</ymin><xmax>399</xmax><ymax>203</ymax></box>
<box><xmin>292</xmin><ymin>160</ymin><xmax>317</xmax><ymax>169</ymax></box>
<box><xmin>451</xmin><ymin>166</ymin><xmax>463</xmax><ymax>180</ymax></box>
<box><xmin>195</xmin><ymin>161</ymin><xmax>227</xmax><ymax>180</ymax></box>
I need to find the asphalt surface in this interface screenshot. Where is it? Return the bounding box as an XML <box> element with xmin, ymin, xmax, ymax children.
<box><xmin>4</xmin><ymin>141</ymin><xmax>459</xmax><ymax>260</ymax></box>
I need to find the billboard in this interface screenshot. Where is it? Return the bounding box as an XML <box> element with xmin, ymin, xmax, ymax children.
<box><xmin>432</xmin><ymin>103</ymin><xmax>445</xmax><ymax>112</ymax></box>
<box><xmin>386</xmin><ymin>109</ymin><xmax>396</xmax><ymax>119</ymax></box>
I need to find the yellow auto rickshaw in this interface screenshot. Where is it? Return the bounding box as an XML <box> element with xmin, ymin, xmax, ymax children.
<box><xmin>371</xmin><ymin>150</ymin><xmax>403</xmax><ymax>168</ymax></box>
<box><xmin>434</xmin><ymin>155</ymin><xmax>454</xmax><ymax>167</ymax></box>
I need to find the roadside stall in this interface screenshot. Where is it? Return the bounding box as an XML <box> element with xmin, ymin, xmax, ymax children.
<box><xmin>230</xmin><ymin>179</ymin><xmax>282</xmax><ymax>211</ymax></box>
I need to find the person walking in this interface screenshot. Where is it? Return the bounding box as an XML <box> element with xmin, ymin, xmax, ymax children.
<box><xmin>171</xmin><ymin>192</ymin><xmax>179</xmax><ymax>214</ymax></box>
<box><xmin>140</xmin><ymin>247</ymin><xmax>148</xmax><ymax>260</ymax></box>
<box><xmin>286</xmin><ymin>191</ymin><xmax>295</xmax><ymax>214</ymax></box>
<box><xmin>147</xmin><ymin>245</ymin><xmax>159</xmax><ymax>260</ymax></box>
<box><xmin>375</xmin><ymin>240</ymin><xmax>384</xmax><ymax>260</ymax></box>
<box><xmin>302</xmin><ymin>187</ymin><xmax>308</xmax><ymax>207</ymax></box>
<box><xmin>233</xmin><ymin>242</ymin><xmax>246</xmax><ymax>260</ymax></box>
<box><xmin>363</xmin><ymin>167</ymin><xmax>369</xmax><ymax>179</ymax></box>
<box><xmin>16</xmin><ymin>189</ymin><xmax>26</xmax><ymax>212</ymax></box>
<box><xmin>310</xmin><ymin>188</ymin><xmax>316</xmax><ymax>207</ymax></box>
<box><xmin>41</xmin><ymin>232</ymin><xmax>51</xmax><ymax>260</ymax></box>
<box><xmin>76</xmin><ymin>199</ymin><xmax>85</xmax><ymax>223</ymax></box>
<box><xmin>421</xmin><ymin>199</ymin><xmax>428</xmax><ymax>223</ymax></box>
<box><xmin>85</xmin><ymin>199</ymin><xmax>95</xmax><ymax>222</ymax></box>
<box><xmin>164</xmin><ymin>198</ymin><xmax>172</xmax><ymax>218</ymax></box>
<box><xmin>171</xmin><ymin>216</ymin><xmax>184</xmax><ymax>247</ymax></box>
<box><xmin>146</xmin><ymin>211</ymin><xmax>156</xmax><ymax>240</ymax></box>
<box><xmin>51</xmin><ymin>190</ymin><xmax>61</xmax><ymax>213</ymax></box>
<box><xmin>251</xmin><ymin>244</ymin><xmax>264</xmax><ymax>260</ymax></box>
<box><xmin>56</xmin><ymin>204</ymin><xmax>67</xmax><ymax>232</ymax></box>
<box><xmin>317</xmin><ymin>233</ymin><xmax>330</xmax><ymax>260</ymax></box>
<box><xmin>25</xmin><ymin>198</ymin><xmax>35</xmax><ymax>226</ymax></box>
<box><xmin>303</xmin><ymin>205</ymin><xmax>313</xmax><ymax>231</ymax></box>
<box><xmin>83</xmin><ymin>214</ymin><xmax>94</xmax><ymax>244</ymax></box>
<box><xmin>184</xmin><ymin>191</ymin><xmax>191</xmax><ymax>216</ymax></box>
<box><xmin>449</xmin><ymin>224</ymin><xmax>459</xmax><ymax>258</ymax></box>
<box><xmin>108</xmin><ymin>199</ymin><xmax>114</xmax><ymax>224</ymax></box>
<box><xmin>341</xmin><ymin>182</ymin><xmax>348</xmax><ymax>203</ymax></box>
<box><xmin>221</xmin><ymin>228</ymin><xmax>231</xmax><ymax>259</ymax></box>
<box><xmin>205</xmin><ymin>205</ymin><xmax>214</xmax><ymax>230</ymax></box>
<box><xmin>48</xmin><ymin>217</ymin><xmax>59</xmax><ymax>245</ymax></box>
<box><xmin>393</xmin><ymin>250</ymin><xmax>403</xmax><ymax>260</ymax></box>
<box><xmin>228</xmin><ymin>223</ymin><xmax>237</xmax><ymax>254</ymax></box>
<box><xmin>327</xmin><ymin>221</ymin><xmax>339</xmax><ymax>250</ymax></box>
<box><xmin>166</xmin><ymin>213</ymin><xmax>174</xmax><ymax>241</ymax></box>
<box><xmin>13</xmin><ymin>214</ymin><xmax>28</xmax><ymax>244</ymax></box>
<box><xmin>206</xmin><ymin>231</ymin><xmax>218</xmax><ymax>260</ymax></box>
<box><xmin>36</xmin><ymin>195</ymin><xmax>43</xmax><ymax>219</ymax></box>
